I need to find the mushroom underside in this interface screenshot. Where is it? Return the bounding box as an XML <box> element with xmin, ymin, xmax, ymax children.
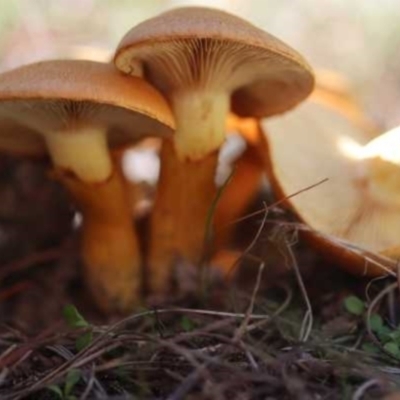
<box><xmin>264</xmin><ymin>102</ymin><xmax>400</xmax><ymax>256</ymax></box>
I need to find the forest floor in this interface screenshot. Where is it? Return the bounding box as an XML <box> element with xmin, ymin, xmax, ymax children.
<box><xmin>0</xmin><ymin>158</ymin><xmax>399</xmax><ymax>400</ymax></box>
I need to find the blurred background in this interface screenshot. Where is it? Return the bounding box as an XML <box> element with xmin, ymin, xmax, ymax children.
<box><xmin>0</xmin><ymin>0</ymin><xmax>399</xmax><ymax>127</ymax></box>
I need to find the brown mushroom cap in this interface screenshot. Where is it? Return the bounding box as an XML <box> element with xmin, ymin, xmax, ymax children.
<box><xmin>115</xmin><ymin>6</ymin><xmax>314</xmax><ymax>118</ymax></box>
<box><xmin>263</xmin><ymin>99</ymin><xmax>400</xmax><ymax>275</ymax></box>
<box><xmin>0</xmin><ymin>60</ymin><xmax>174</xmax><ymax>156</ymax></box>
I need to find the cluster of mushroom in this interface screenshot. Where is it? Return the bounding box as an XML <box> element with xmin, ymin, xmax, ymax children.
<box><xmin>0</xmin><ymin>7</ymin><xmax>316</xmax><ymax>313</ymax></box>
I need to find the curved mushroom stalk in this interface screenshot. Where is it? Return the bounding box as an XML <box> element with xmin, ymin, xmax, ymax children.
<box><xmin>46</xmin><ymin>126</ymin><xmax>142</xmax><ymax>313</ymax></box>
<box><xmin>148</xmin><ymin>138</ymin><xmax>218</xmax><ymax>294</ymax></box>
<box><xmin>213</xmin><ymin>116</ymin><xmax>267</xmax><ymax>254</ymax></box>
<box><xmin>54</xmin><ymin>166</ymin><xmax>141</xmax><ymax>312</ymax></box>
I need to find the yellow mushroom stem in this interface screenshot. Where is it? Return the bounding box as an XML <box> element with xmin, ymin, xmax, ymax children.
<box><xmin>46</xmin><ymin>127</ymin><xmax>141</xmax><ymax>313</ymax></box>
<box><xmin>45</xmin><ymin>128</ymin><xmax>112</xmax><ymax>182</ymax></box>
<box><xmin>147</xmin><ymin>90</ymin><xmax>230</xmax><ymax>295</ymax></box>
<box><xmin>213</xmin><ymin>118</ymin><xmax>268</xmax><ymax>255</ymax></box>
<box><xmin>148</xmin><ymin>138</ymin><xmax>218</xmax><ymax>294</ymax></box>
<box><xmin>172</xmin><ymin>90</ymin><xmax>230</xmax><ymax>161</ymax></box>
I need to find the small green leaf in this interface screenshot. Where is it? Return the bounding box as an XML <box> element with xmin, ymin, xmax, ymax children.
<box><xmin>180</xmin><ymin>316</ymin><xmax>195</xmax><ymax>332</ymax></box>
<box><xmin>369</xmin><ymin>314</ymin><xmax>383</xmax><ymax>333</ymax></box>
<box><xmin>63</xmin><ymin>305</ymin><xmax>89</xmax><ymax>329</ymax></box>
<box><xmin>75</xmin><ymin>331</ymin><xmax>93</xmax><ymax>351</ymax></box>
<box><xmin>64</xmin><ymin>369</ymin><xmax>81</xmax><ymax>397</ymax></box>
<box><xmin>377</xmin><ymin>325</ymin><xmax>392</xmax><ymax>342</ymax></box>
<box><xmin>389</xmin><ymin>329</ymin><xmax>400</xmax><ymax>342</ymax></box>
<box><xmin>384</xmin><ymin>341</ymin><xmax>400</xmax><ymax>357</ymax></box>
<box><xmin>48</xmin><ymin>385</ymin><xmax>63</xmax><ymax>398</ymax></box>
<box><xmin>344</xmin><ymin>296</ymin><xmax>364</xmax><ymax>316</ymax></box>
<box><xmin>362</xmin><ymin>342</ymin><xmax>380</xmax><ymax>354</ymax></box>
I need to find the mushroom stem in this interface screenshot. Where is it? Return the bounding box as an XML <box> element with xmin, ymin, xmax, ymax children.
<box><xmin>45</xmin><ymin>127</ymin><xmax>112</xmax><ymax>182</ymax></box>
<box><xmin>148</xmin><ymin>139</ymin><xmax>218</xmax><ymax>294</ymax></box>
<box><xmin>46</xmin><ymin>127</ymin><xmax>141</xmax><ymax>313</ymax></box>
<box><xmin>172</xmin><ymin>90</ymin><xmax>230</xmax><ymax>160</ymax></box>
<box><xmin>56</xmin><ymin>168</ymin><xmax>141</xmax><ymax>313</ymax></box>
<box><xmin>148</xmin><ymin>91</ymin><xmax>229</xmax><ymax>295</ymax></box>
<box><xmin>213</xmin><ymin>121</ymin><xmax>267</xmax><ymax>252</ymax></box>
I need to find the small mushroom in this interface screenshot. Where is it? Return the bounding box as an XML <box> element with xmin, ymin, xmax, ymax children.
<box><xmin>263</xmin><ymin>88</ymin><xmax>400</xmax><ymax>276</ymax></box>
<box><xmin>213</xmin><ymin>114</ymin><xmax>268</xmax><ymax>253</ymax></box>
<box><xmin>0</xmin><ymin>60</ymin><xmax>174</xmax><ymax>312</ymax></box>
<box><xmin>114</xmin><ymin>7</ymin><xmax>314</xmax><ymax>294</ymax></box>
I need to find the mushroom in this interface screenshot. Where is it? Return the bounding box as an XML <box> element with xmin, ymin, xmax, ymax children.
<box><xmin>114</xmin><ymin>6</ymin><xmax>314</xmax><ymax>294</ymax></box>
<box><xmin>0</xmin><ymin>60</ymin><xmax>174</xmax><ymax>312</ymax></box>
<box><xmin>263</xmin><ymin>90</ymin><xmax>400</xmax><ymax>276</ymax></box>
<box><xmin>213</xmin><ymin>114</ymin><xmax>268</xmax><ymax>253</ymax></box>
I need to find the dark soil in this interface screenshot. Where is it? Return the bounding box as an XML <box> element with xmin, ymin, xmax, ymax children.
<box><xmin>0</xmin><ymin>157</ymin><xmax>399</xmax><ymax>400</ymax></box>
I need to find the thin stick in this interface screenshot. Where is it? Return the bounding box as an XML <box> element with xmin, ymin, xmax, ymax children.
<box><xmin>166</xmin><ymin>364</ymin><xmax>209</xmax><ymax>400</ymax></box>
<box><xmin>284</xmin><ymin>233</ymin><xmax>313</xmax><ymax>342</ymax></box>
<box><xmin>246</xmin><ymin>283</ymin><xmax>293</xmax><ymax>332</ymax></box>
<box><xmin>79</xmin><ymin>366</ymin><xmax>96</xmax><ymax>400</ymax></box>
<box><xmin>352</xmin><ymin>379</ymin><xmax>382</xmax><ymax>400</ymax></box>
<box><xmin>226</xmin><ymin>201</ymin><xmax>269</xmax><ymax>281</ymax></box>
<box><xmin>366</xmin><ymin>281</ymin><xmax>399</xmax><ymax>361</ymax></box>
<box><xmin>233</xmin><ymin>262</ymin><xmax>265</xmax><ymax>342</ymax></box>
<box><xmin>199</xmin><ymin>169</ymin><xmax>234</xmax><ymax>296</ymax></box>
<box><xmin>231</xmin><ymin>178</ymin><xmax>328</xmax><ymax>225</ymax></box>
